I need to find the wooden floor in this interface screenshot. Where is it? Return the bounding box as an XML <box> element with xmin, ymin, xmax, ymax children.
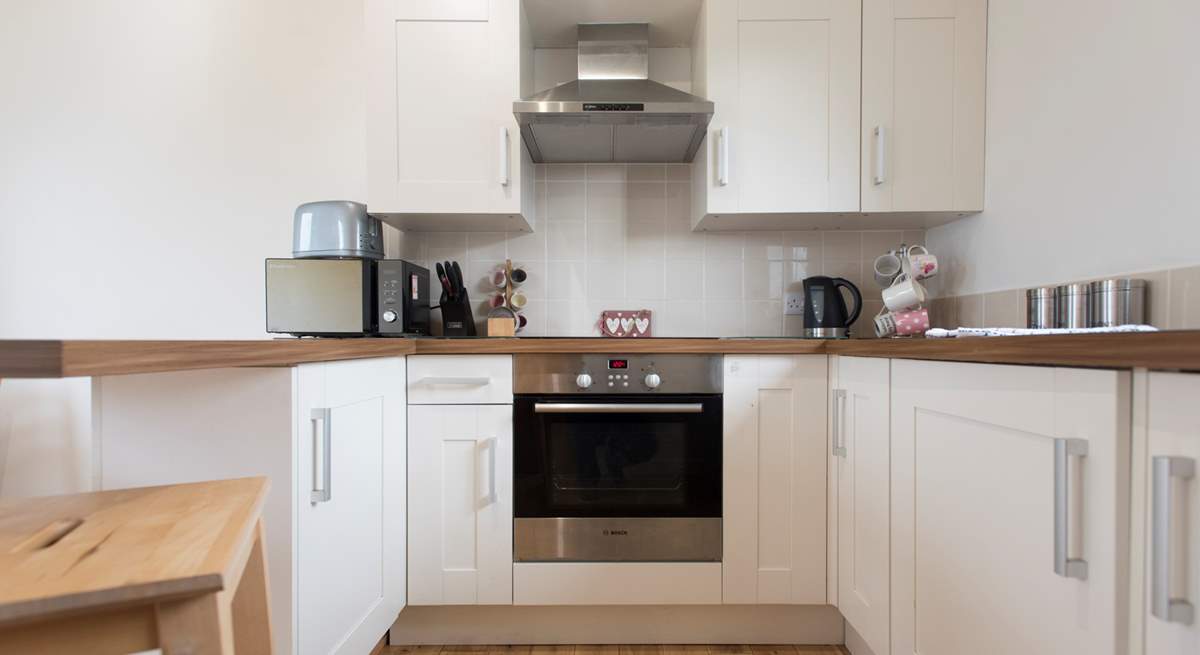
<box><xmin>383</xmin><ymin>646</ymin><xmax>848</xmax><ymax>655</ymax></box>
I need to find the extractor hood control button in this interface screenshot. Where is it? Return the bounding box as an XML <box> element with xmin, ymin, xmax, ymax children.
<box><xmin>644</xmin><ymin>373</ymin><xmax>662</xmax><ymax>389</ymax></box>
<box><xmin>575</xmin><ymin>373</ymin><xmax>593</xmax><ymax>389</ymax></box>
<box><xmin>381</xmin><ymin>310</ymin><xmax>398</xmax><ymax>323</ymax></box>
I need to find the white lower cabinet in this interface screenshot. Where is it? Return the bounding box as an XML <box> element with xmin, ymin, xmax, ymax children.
<box><xmin>295</xmin><ymin>359</ymin><xmax>407</xmax><ymax>655</ymax></box>
<box><xmin>408</xmin><ymin>404</ymin><xmax>513</xmax><ymax>605</ymax></box>
<box><xmin>722</xmin><ymin>355</ymin><xmax>828</xmax><ymax>604</ymax></box>
<box><xmin>1142</xmin><ymin>372</ymin><xmax>1200</xmax><ymax>655</ymax></box>
<box><xmin>890</xmin><ymin>360</ymin><xmax>1129</xmax><ymax>655</ymax></box>
<box><xmin>830</xmin><ymin>356</ymin><xmax>891</xmax><ymax>655</ymax></box>
<box><xmin>93</xmin><ymin>357</ymin><xmax>407</xmax><ymax>655</ymax></box>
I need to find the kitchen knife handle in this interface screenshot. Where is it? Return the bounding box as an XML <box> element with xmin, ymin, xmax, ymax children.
<box><xmin>498</xmin><ymin>126</ymin><xmax>510</xmax><ymax>186</ymax></box>
<box><xmin>1053</xmin><ymin>438</ymin><xmax>1088</xmax><ymax>579</ymax></box>
<box><xmin>873</xmin><ymin>125</ymin><xmax>886</xmax><ymax>185</ymax></box>
<box><xmin>311</xmin><ymin>408</ymin><xmax>332</xmax><ymax>504</ymax></box>
<box><xmin>718</xmin><ymin>127</ymin><xmax>730</xmax><ymax>186</ymax></box>
<box><xmin>1151</xmin><ymin>455</ymin><xmax>1195</xmax><ymax>624</ymax></box>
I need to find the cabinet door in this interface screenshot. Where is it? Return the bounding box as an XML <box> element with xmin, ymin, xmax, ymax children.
<box><xmin>891</xmin><ymin>361</ymin><xmax>1129</xmax><ymax>655</ymax></box>
<box><xmin>695</xmin><ymin>0</ymin><xmax>860</xmax><ymax>217</ymax></box>
<box><xmin>723</xmin><ymin>355</ymin><xmax>828</xmax><ymax>604</ymax></box>
<box><xmin>833</xmin><ymin>356</ymin><xmax>890</xmax><ymax>655</ymax></box>
<box><xmin>861</xmin><ymin>0</ymin><xmax>986</xmax><ymax>212</ymax></box>
<box><xmin>296</xmin><ymin>357</ymin><xmax>406</xmax><ymax>655</ymax></box>
<box><xmin>366</xmin><ymin>0</ymin><xmax>529</xmax><ymax>217</ymax></box>
<box><xmin>408</xmin><ymin>404</ymin><xmax>513</xmax><ymax>605</ymax></box>
<box><xmin>1145</xmin><ymin>372</ymin><xmax>1200</xmax><ymax>655</ymax></box>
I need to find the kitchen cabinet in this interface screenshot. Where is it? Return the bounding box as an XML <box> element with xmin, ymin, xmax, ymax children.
<box><xmin>890</xmin><ymin>360</ymin><xmax>1130</xmax><ymax>655</ymax></box>
<box><xmin>860</xmin><ymin>0</ymin><xmax>987</xmax><ymax>212</ymax></box>
<box><xmin>691</xmin><ymin>0</ymin><xmax>861</xmax><ymax>226</ymax></box>
<box><xmin>1141</xmin><ymin>372</ymin><xmax>1200</xmax><ymax>655</ymax></box>
<box><xmin>722</xmin><ymin>355</ymin><xmax>828</xmax><ymax>604</ymax></box>
<box><xmin>408</xmin><ymin>404</ymin><xmax>514</xmax><ymax>605</ymax></box>
<box><xmin>830</xmin><ymin>356</ymin><xmax>890</xmax><ymax>655</ymax></box>
<box><xmin>365</xmin><ymin>0</ymin><xmax>535</xmax><ymax>232</ymax></box>
<box><xmin>407</xmin><ymin>353</ymin><xmax>513</xmax><ymax>605</ymax></box>
<box><xmin>92</xmin><ymin>357</ymin><xmax>407</xmax><ymax>655</ymax></box>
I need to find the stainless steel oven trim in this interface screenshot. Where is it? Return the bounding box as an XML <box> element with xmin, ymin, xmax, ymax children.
<box><xmin>533</xmin><ymin>402</ymin><xmax>704</xmax><ymax>414</ymax></box>
<box><xmin>514</xmin><ymin>517</ymin><xmax>722</xmax><ymax>562</ymax></box>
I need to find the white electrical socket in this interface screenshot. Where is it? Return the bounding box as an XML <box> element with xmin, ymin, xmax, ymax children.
<box><xmin>784</xmin><ymin>291</ymin><xmax>805</xmax><ymax>316</ymax></box>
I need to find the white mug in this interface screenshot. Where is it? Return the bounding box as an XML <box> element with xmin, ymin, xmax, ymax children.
<box><xmin>882</xmin><ymin>274</ymin><xmax>927</xmax><ymax>312</ymax></box>
<box><xmin>873</xmin><ymin>252</ymin><xmax>903</xmax><ymax>287</ymax></box>
<box><xmin>905</xmin><ymin>245</ymin><xmax>938</xmax><ymax>280</ymax></box>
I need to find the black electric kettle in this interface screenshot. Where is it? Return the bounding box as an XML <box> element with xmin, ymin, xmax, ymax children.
<box><xmin>802</xmin><ymin>276</ymin><xmax>862</xmax><ymax>338</ymax></box>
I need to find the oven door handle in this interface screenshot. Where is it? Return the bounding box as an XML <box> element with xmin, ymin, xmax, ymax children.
<box><xmin>533</xmin><ymin>402</ymin><xmax>705</xmax><ymax>414</ymax></box>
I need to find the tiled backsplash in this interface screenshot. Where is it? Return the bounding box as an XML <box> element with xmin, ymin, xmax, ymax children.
<box><xmin>397</xmin><ymin>163</ymin><xmax>925</xmax><ymax>337</ymax></box>
<box><xmin>931</xmin><ymin>265</ymin><xmax>1200</xmax><ymax>330</ymax></box>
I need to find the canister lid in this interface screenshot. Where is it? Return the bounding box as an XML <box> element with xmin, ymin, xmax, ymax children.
<box><xmin>1088</xmin><ymin>278</ymin><xmax>1147</xmax><ymax>293</ymax></box>
<box><xmin>1055</xmin><ymin>282</ymin><xmax>1090</xmax><ymax>296</ymax></box>
<box><xmin>1026</xmin><ymin>286</ymin><xmax>1056</xmax><ymax>299</ymax></box>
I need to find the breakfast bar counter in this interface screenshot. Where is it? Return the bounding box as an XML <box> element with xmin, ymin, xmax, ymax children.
<box><xmin>4</xmin><ymin>331</ymin><xmax>1200</xmax><ymax>378</ymax></box>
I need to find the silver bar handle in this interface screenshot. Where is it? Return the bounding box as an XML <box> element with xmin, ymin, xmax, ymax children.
<box><xmin>418</xmin><ymin>376</ymin><xmax>492</xmax><ymax>386</ymax></box>
<box><xmin>832</xmin><ymin>389</ymin><xmax>847</xmax><ymax>457</ymax></box>
<box><xmin>872</xmin><ymin>125</ymin><xmax>886</xmax><ymax>185</ymax></box>
<box><xmin>533</xmin><ymin>403</ymin><xmax>703</xmax><ymax>414</ymax></box>
<box><xmin>1054</xmin><ymin>438</ymin><xmax>1088</xmax><ymax>579</ymax></box>
<box><xmin>311</xmin><ymin>408</ymin><xmax>331</xmax><ymax>504</ymax></box>
<box><xmin>480</xmin><ymin>438</ymin><xmax>498</xmax><ymax>505</ymax></box>
<box><xmin>498</xmin><ymin>126</ymin><xmax>510</xmax><ymax>187</ymax></box>
<box><xmin>1152</xmin><ymin>455</ymin><xmax>1195</xmax><ymax>624</ymax></box>
<box><xmin>718</xmin><ymin>127</ymin><xmax>730</xmax><ymax>186</ymax></box>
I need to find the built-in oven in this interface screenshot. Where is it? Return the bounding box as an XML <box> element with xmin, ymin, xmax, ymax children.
<box><xmin>513</xmin><ymin>354</ymin><xmax>723</xmax><ymax>562</ymax></box>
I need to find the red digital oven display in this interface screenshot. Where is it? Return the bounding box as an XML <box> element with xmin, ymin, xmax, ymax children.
<box><xmin>608</xmin><ymin>359</ymin><xmax>629</xmax><ymax>370</ymax></box>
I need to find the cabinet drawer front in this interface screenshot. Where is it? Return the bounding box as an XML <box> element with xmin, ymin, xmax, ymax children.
<box><xmin>408</xmin><ymin>355</ymin><xmax>512</xmax><ymax>404</ymax></box>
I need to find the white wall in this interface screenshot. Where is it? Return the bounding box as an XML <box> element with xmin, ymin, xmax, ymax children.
<box><xmin>926</xmin><ymin>0</ymin><xmax>1200</xmax><ymax>297</ymax></box>
<box><xmin>0</xmin><ymin>0</ymin><xmax>369</xmax><ymax>496</ymax></box>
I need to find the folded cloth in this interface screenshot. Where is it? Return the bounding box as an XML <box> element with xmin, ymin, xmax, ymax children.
<box><xmin>926</xmin><ymin>325</ymin><xmax>1159</xmax><ymax>338</ymax></box>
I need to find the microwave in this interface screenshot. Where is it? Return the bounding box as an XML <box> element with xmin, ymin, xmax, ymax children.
<box><xmin>264</xmin><ymin>258</ymin><xmax>430</xmax><ymax>337</ymax></box>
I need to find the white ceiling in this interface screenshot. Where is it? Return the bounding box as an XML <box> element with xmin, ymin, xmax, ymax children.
<box><xmin>524</xmin><ymin>0</ymin><xmax>703</xmax><ymax>48</ymax></box>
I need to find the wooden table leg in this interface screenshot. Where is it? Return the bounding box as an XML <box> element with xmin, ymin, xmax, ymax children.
<box><xmin>156</xmin><ymin>591</ymin><xmax>234</xmax><ymax>655</ymax></box>
<box><xmin>231</xmin><ymin>519</ymin><xmax>274</xmax><ymax>655</ymax></box>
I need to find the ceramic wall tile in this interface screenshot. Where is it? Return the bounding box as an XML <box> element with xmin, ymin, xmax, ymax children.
<box><xmin>982</xmin><ymin>289</ymin><xmax>1022</xmax><ymax>328</ymax></box>
<box><xmin>956</xmin><ymin>294</ymin><xmax>984</xmax><ymax>328</ymax></box>
<box><xmin>1168</xmin><ymin>265</ymin><xmax>1200</xmax><ymax>329</ymax></box>
<box><xmin>1140</xmin><ymin>269</ymin><xmax>1170</xmax><ymax>328</ymax></box>
<box><xmin>409</xmin><ymin>164</ymin><xmax>901</xmax><ymax>336</ymax></box>
<box><xmin>546</xmin><ymin>181</ymin><xmax>586</xmax><ymax>220</ymax></box>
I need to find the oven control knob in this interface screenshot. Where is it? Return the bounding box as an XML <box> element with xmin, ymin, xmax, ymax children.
<box><xmin>644</xmin><ymin>373</ymin><xmax>662</xmax><ymax>389</ymax></box>
<box><xmin>575</xmin><ymin>373</ymin><xmax>594</xmax><ymax>389</ymax></box>
<box><xmin>381</xmin><ymin>310</ymin><xmax>398</xmax><ymax>323</ymax></box>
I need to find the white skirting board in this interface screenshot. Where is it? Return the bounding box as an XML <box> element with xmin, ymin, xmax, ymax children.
<box><xmin>513</xmin><ymin>562</ymin><xmax>722</xmax><ymax>605</ymax></box>
<box><xmin>389</xmin><ymin>605</ymin><xmax>845</xmax><ymax>645</ymax></box>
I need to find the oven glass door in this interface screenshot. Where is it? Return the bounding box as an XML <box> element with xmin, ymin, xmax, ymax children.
<box><xmin>514</xmin><ymin>394</ymin><xmax>722</xmax><ymax>518</ymax></box>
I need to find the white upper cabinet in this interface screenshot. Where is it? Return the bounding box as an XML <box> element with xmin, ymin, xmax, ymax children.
<box><xmin>366</xmin><ymin>0</ymin><xmax>536</xmax><ymax>231</ymax></box>
<box><xmin>861</xmin><ymin>0</ymin><xmax>987</xmax><ymax>212</ymax></box>
<box><xmin>1141</xmin><ymin>372</ymin><xmax>1200</xmax><ymax>655</ymax></box>
<box><xmin>722</xmin><ymin>355</ymin><xmax>828</xmax><ymax>604</ymax></box>
<box><xmin>891</xmin><ymin>361</ymin><xmax>1129</xmax><ymax>655</ymax></box>
<box><xmin>692</xmin><ymin>0</ymin><xmax>862</xmax><ymax>225</ymax></box>
<box><xmin>830</xmin><ymin>356</ymin><xmax>891</xmax><ymax>655</ymax></box>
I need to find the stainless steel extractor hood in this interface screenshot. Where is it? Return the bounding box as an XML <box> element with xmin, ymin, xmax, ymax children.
<box><xmin>513</xmin><ymin>23</ymin><xmax>714</xmax><ymax>164</ymax></box>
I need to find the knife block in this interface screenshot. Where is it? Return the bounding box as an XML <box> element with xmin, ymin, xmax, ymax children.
<box><xmin>438</xmin><ymin>291</ymin><xmax>477</xmax><ymax>337</ymax></box>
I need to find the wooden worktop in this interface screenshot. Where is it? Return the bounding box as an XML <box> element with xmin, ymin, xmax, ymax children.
<box><xmin>3</xmin><ymin>332</ymin><xmax>1200</xmax><ymax>378</ymax></box>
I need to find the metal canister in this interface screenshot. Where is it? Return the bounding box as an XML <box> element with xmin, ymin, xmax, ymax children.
<box><xmin>1088</xmin><ymin>278</ymin><xmax>1147</xmax><ymax>327</ymax></box>
<box><xmin>1026</xmin><ymin>287</ymin><xmax>1057</xmax><ymax>329</ymax></box>
<box><xmin>1055</xmin><ymin>283</ymin><xmax>1090</xmax><ymax>329</ymax></box>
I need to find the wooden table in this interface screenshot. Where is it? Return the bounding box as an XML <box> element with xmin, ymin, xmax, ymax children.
<box><xmin>0</xmin><ymin>477</ymin><xmax>273</xmax><ymax>655</ymax></box>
